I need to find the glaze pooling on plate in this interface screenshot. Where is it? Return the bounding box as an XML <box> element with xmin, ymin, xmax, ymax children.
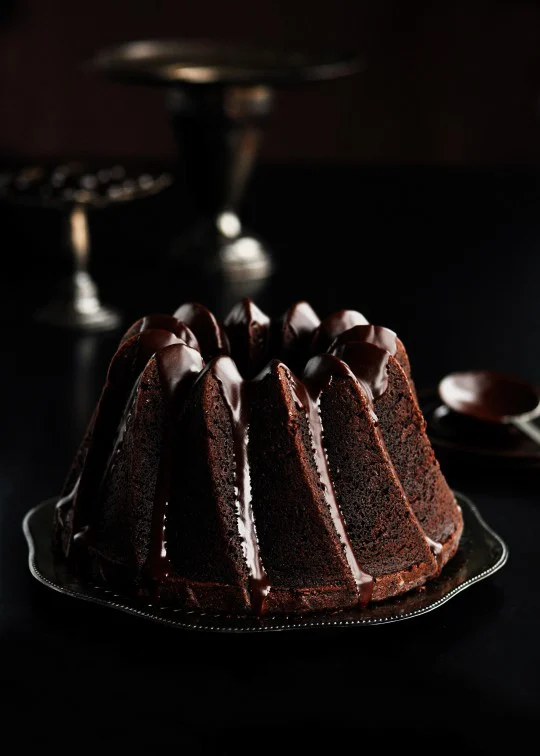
<box><xmin>24</xmin><ymin>493</ymin><xmax>507</xmax><ymax>633</ymax></box>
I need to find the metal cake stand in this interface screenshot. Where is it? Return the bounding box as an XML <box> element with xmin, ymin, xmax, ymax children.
<box><xmin>87</xmin><ymin>39</ymin><xmax>363</xmax><ymax>283</ymax></box>
<box><xmin>0</xmin><ymin>162</ymin><xmax>172</xmax><ymax>331</ymax></box>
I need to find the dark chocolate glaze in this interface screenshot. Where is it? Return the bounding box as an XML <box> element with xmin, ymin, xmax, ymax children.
<box><xmin>270</xmin><ymin>301</ymin><xmax>321</xmax><ymax>374</ymax></box>
<box><xmin>426</xmin><ymin>536</ymin><xmax>443</xmax><ymax>560</ymax></box>
<box><xmin>55</xmin><ymin>477</ymin><xmax>79</xmax><ymax>531</ymax></box>
<box><xmin>101</xmin><ymin>383</ymin><xmax>138</xmax><ymax>494</ymax></box>
<box><xmin>282</xmin><ymin>302</ymin><xmax>320</xmax><ymax>342</ymax></box>
<box><xmin>59</xmin><ymin>299</ymin><xmax>446</xmax><ymax>613</ymax></box>
<box><xmin>120</xmin><ymin>314</ymin><xmax>200</xmax><ymax>352</ymax></box>
<box><xmin>311</xmin><ymin>309</ymin><xmax>369</xmax><ymax>355</ymax></box>
<box><xmin>174</xmin><ymin>302</ymin><xmax>229</xmax><ymax>362</ymax></box>
<box><xmin>278</xmin><ymin>301</ymin><xmax>320</xmax><ymax>350</ymax></box>
<box><xmin>327</xmin><ymin>343</ymin><xmax>443</xmax><ymax>559</ymax></box>
<box><xmin>107</xmin><ymin>330</ymin><xmax>184</xmax><ymax>387</ymax></box>
<box><xmin>330</xmin><ymin>324</ymin><xmax>397</xmax><ymax>357</ymax></box>
<box><xmin>209</xmin><ymin>356</ymin><xmax>271</xmax><ymax>615</ymax></box>
<box><xmin>224</xmin><ymin>298</ymin><xmax>271</xmax><ymax>379</ymax></box>
<box><xmin>145</xmin><ymin>344</ymin><xmax>205</xmax><ymax>587</ymax></box>
<box><xmin>307</xmin><ymin>352</ymin><xmax>436</xmax><ymax>596</ymax></box>
<box><xmin>330</xmin><ymin>341</ymin><xmax>391</xmax><ymax>402</ymax></box>
<box><xmin>439</xmin><ymin>370</ymin><xmax>540</xmax><ymax>424</ymax></box>
<box><xmin>287</xmin><ymin>358</ymin><xmax>373</xmax><ymax>605</ymax></box>
<box><xmin>69</xmin><ymin>330</ymin><xmax>183</xmax><ymax>549</ymax></box>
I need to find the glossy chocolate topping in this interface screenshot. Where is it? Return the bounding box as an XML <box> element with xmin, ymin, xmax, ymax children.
<box><xmin>174</xmin><ymin>303</ymin><xmax>229</xmax><ymax>362</ymax></box>
<box><xmin>272</xmin><ymin>301</ymin><xmax>321</xmax><ymax>373</ymax></box>
<box><xmin>330</xmin><ymin>341</ymin><xmax>391</xmax><ymax>402</ymax></box>
<box><xmin>327</xmin><ymin>344</ymin><xmax>442</xmax><ymax>559</ymax></box>
<box><xmin>146</xmin><ymin>344</ymin><xmax>206</xmax><ymax>585</ymax></box>
<box><xmin>120</xmin><ymin>314</ymin><xmax>200</xmax><ymax>352</ymax></box>
<box><xmin>330</xmin><ymin>324</ymin><xmax>397</xmax><ymax>357</ymax></box>
<box><xmin>286</xmin><ymin>359</ymin><xmax>373</xmax><ymax>604</ymax></box>
<box><xmin>209</xmin><ymin>356</ymin><xmax>271</xmax><ymax>614</ymax></box>
<box><xmin>439</xmin><ymin>370</ymin><xmax>540</xmax><ymax>424</ymax></box>
<box><xmin>311</xmin><ymin>309</ymin><xmax>369</xmax><ymax>355</ymax></box>
<box><xmin>61</xmin><ymin>300</ymin><xmax>441</xmax><ymax>613</ymax></box>
<box><xmin>280</xmin><ymin>301</ymin><xmax>320</xmax><ymax>350</ymax></box>
<box><xmin>55</xmin><ymin>478</ymin><xmax>79</xmax><ymax>531</ymax></box>
<box><xmin>108</xmin><ymin>330</ymin><xmax>184</xmax><ymax>387</ymax></box>
<box><xmin>306</xmin><ymin>351</ymin><xmax>440</xmax><ymax>591</ymax></box>
<box><xmin>155</xmin><ymin>343</ymin><xmax>205</xmax><ymax>401</ymax></box>
<box><xmin>224</xmin><ymin>298</ymin><xmax>271</xmax><ymax>379</ymax></box>
<box><xmin>70</xmin><ymin>330</ymin><xmax>184</xmax><ymax>546</ymax></box>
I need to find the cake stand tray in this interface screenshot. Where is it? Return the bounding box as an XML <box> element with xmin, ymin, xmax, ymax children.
<box><xmin>23</xmin><ymin>492</ymin><xmax>507</xmax><ymax>633</ymax></box>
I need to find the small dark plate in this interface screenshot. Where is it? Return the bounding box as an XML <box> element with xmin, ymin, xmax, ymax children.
<box><xmin>420</xmin><ymin>389</ymin><xmax>540</xmax><ymax>469</ymax></box>
<box><xmin>23</xmin><ymin>493</ymin><xmax>507</xmax><ymax>633</ymax></box>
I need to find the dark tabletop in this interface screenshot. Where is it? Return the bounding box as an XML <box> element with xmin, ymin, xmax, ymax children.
<box><xmin>0</xmin><ymin>164</ymin><xmax>539</xmax><ymax>749</ymax></box>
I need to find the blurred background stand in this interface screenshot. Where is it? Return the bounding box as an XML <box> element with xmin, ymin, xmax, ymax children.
<box><xmin>0</xmin><ymin>163</ymin><xmax>172</xmax><ymax>331</ymax></box>
<box><xmin>88</xmin><ymin>40</ymin><xmax>362</xmax><ymax>290</ymax></box>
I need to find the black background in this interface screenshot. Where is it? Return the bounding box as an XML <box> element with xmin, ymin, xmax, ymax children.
<box><xmin>0</xmin><ymin>163</ymin><xmax>539</xmax><ymax>749</ymax></box>
<box><xmin>4</xmin><ymin>1</ymin><xmax>540</xmax><ymax>166</ymax></box>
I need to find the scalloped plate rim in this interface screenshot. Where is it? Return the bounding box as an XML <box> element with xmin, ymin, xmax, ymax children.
<box><xmin>23</xmin><ymin>492</ymin><xmax>508</xmax><ymax>633</ymax></box>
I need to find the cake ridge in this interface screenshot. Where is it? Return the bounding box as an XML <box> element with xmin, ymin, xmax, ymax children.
<box><xmin>65</xmin><ymin>329</ymin><xmax>185</xmax><ymax>556</ymax></box>
<box><xmin>307</xmin><ymin>352</ymin><xmax>440</xmax><ymax>592</ymax></box>
<box><xmin>208</xmin><ymin>356</ymin><xmax>271</xmax><ymax>615</ymax></box>
<box><xmin>287</xmin><ymin>360</ymin><xmax>373</xmax><ymax>604</ymax></box>
<box><xmin>329</xmin><ymin>324</ymin><xmax>398</xmax><ymax>357</ymax></box>
<box><xmin>120</xmin><ymin>313</ymin><xmax>200</xmax><ymax>351</ymax></box>
<box><xmin>144</xmin><ymin>343</ymin><xmax>206</xmax><ymax>590</ymax></box>
<box><xmin>102</xmin><ymin>376</ymin><xmax>140</xmax><ymax>487</ymax></box>
<box><xmin>311</xmin><ymin>309</ymin><xmax>369</xmax><ymax>354</ymax></box>
<box><xmin>52</xmin><ymin>299</ymin><xmax>463</xmax><ymax>616</ymax></box>
<box><xmin>274</xmin><ymin>301</ymin><xmax>321</xmax><ymax>373</ymax></box>
<box><xmin>329</xmin><ymin>340</ymin><xmax>391</xmax><ymax>402</ymax></box>
<box><xmin>173</xmin><ymin>302</ymin><xmax>229</xmax><ymax>361</ymax></box>
<box><xmin>325</xmin><ymin>342</ymin><xmax>445</xmax><ymax>560</ymax></box>
<box><xmin>224</xmin><ymin>299</ymin><xmax>271</xmax><ymax>378</ymax></box>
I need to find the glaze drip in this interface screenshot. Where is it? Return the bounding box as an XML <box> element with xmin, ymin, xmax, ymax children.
<box><xmin>311</xmin><ymin>309</ymin><xmax>369</xmax><ymax>354</ymax></box>
<box><xmin>327</xmin><ymin>341</ymin><xmax>443</xmax><ymax>559</ymax></box>
<box><xmin>282</xmin><ymin>301</ymin><xmax>321</xmax><ymax>342</ymax></box>
<box><xmin>224</xmin><ymin>298</ymin><xmax>271</xmax><ymax>378</ymax></box>
<box><xmin>330</xmin><ymin>341</ymin><xmax>391</xmax><ymax>401</ymax></box>
<box><xmin>295</xmin><ymin>359</ymin><xmax>373</xmax><ymax>604</ymax></box>
<box><xmin>102</xmin><ymin>380</ymin><xmax>140</xmax><ymax>484</ymax></box>
<box><xmin>70</xmin><ymin>329</ymin><xmax>183</xmax><ymax>550</ymax></box>
<box><xmin>275</xmin><ymin>301</ymin><xmax>321</xmax><ymax>372</ymax></box>
<box><xmin>211</xmin><ymin>357</ymin><xmax>271</xmax><ymax>615</ymax></box>
<box><xmin>55</xmin><ymin>476</ymin><xmax>80</xmax><ymax>528</ymax></box>
<box><xmin>145</xmin><ymin>344</ymin><xmax>205</xmax><ymax>586</ymax></box>
<box><xmin>426</xmin><ymin>535</ymin><xmax>443</xmax><ymax>562</ymax></box>
<box><xmin>174</xmin><ymin>302</ymin><xmax>229</xmax><ymax>361</ymax></box>
<box><xmin>120</xmin><ymin>313</ymin><xmax>200</xmax><ymax>352</ymax></box>
<box><xmin>330</xmin><ymin>324</ymin><xmax>397</xmax><ymax>357</ymax></box>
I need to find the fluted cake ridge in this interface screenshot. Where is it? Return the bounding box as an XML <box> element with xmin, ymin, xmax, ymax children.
<box><xmin>53</xmin><ymin>299</ymin><xmax>463</xmax><ymax>616</ymax></box>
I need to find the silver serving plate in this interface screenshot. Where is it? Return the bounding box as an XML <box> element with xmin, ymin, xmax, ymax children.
<box><xmin>23</xmin><ymin>493</ymin><xmax>507</xmax><ymax>633</ymax></box>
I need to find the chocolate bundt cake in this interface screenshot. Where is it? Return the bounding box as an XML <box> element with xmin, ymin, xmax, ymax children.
<box><xmin>53</xmin><ymin>300</ymin><xmax>463</xmax><ymax>616</ymax></box>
